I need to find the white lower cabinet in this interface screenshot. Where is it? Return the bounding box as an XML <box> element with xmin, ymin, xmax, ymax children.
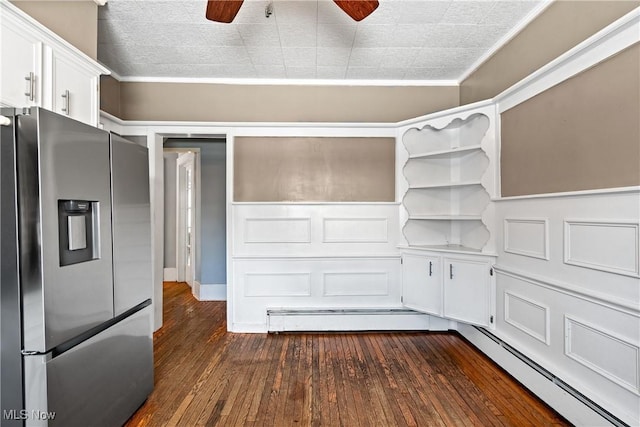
<box><xmin>402</xmin><ymin>253</ymin><xmax>442</xmax><ymax>316</ymax></box>
<box><xmin>442</xmin><ymin>256</ymin><xmax>492</xmax><ymax>326</ymax></box>
<box><xmin>402</xmin><ymin>249</ymin><xmax>495</xmax><ymax>327</ymax></box>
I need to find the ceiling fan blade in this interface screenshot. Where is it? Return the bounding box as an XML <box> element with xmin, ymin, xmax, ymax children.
<box><xmin>206</xmin><ymin>0</ymin><xmax>244</xmax><ymax>23</ymax></box>
<box><xmin>333</xmin><ymin>0</ymin><xmax>379</xmax><ymax>21</ymax></box>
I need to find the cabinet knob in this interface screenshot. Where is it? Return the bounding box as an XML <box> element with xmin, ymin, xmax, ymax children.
<box><xmin>61</xmin><ymin>90</ymin><xmax>70</xmax><ymax>115</ymax></box>
<box><xmin>449</xmin><ymin>263</ymin><xmax>453</xmax><ymax>280</ymax></box>
<box><xmin>24</xmin><ymin>72</ymin><xmax>35</xmax><ymax>101</ymax></box>
<box><xmin>428</xmin><ymin>261</ymin><xmax>433</xmax><ymax>276</ymax></box>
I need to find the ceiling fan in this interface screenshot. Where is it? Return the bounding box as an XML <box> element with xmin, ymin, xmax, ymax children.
<box><xmin>206</xmin><ymin>0</ymin><xmax>379</xmax><ymax>23</ymax></box>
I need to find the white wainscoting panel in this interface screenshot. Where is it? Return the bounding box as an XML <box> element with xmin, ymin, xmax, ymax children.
<box><xmin>565</xmin><ymin>316</ymin><xmax>640</xmax><ymax>395</ymax></box>
<box><xmin>493</xmin><ymin>266</ymin><xmax>640</xmax><ymax>426</ymax></box>
<box><xmin>504</xmin><ymin>218</ymin><xmax>549</xmax><ymax>260</ymax></box>
<box><xmin>231</xmin><ymin>257</ymin><xmax>403</xmax><ymax>331</ymax></box>
<box><xmin>495</xmin><ymin>190</ymin><xmax>640</xmax><ymax>305</ymax></box>
<box><xmin>244</xmin><ymin>272</ymin><xmax>312</xmax><ymax>297</ymax></box>
<box><xmin>504</xmin><ymin>291</ymin><xmax>550</xmax><ymax>345</ymax></box>
<box><xmin>233</xmin><ymin>203</ymin><xmax>400</xmax><ymax>257</ymax></box>
<box><xmin>244</xmin><ymin>217</ymin><xmax>311</xmax><ymax>243</ymax></box>
<box><xmin>323</xmin><ymin>218</ymin><xmax>388</xmax><ymax>243</ymax></box>
<box><xmin>323</xmin><ymin>272</ymin><xmax>389</xmax><ymax>296</ymax></box>
<box><xmin>564</xmin><ymin>220</ymin><xmax>639</xmax><ymax>277</ymax></box>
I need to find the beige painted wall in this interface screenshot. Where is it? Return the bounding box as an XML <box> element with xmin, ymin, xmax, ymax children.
<box><xmin>234</xmin><ymin>137</ymin><xmax>395</xmax><ymax>202</ymax></box>
<box><xmin>11</xmin><ymin>0</ymin><xmax>98</xmax><ymax>59</ymax></box>
<box><xmin>100</xmin><ymin>75</ymin><xmax>121</xmax><ymax>117</ymax></box>
<box><xmin>500</xmin><ymin>43</ymin><xmax>640</xmax><ymax>197</ymax></box>
<box><xmin>119</xmin><ymin>83</ymin><xmax>459</xmax><ymax>123</ymax></box>
<box><xmin>460</xmin><ymin>1</ymin><xmax>639</xmax><ymax>104</ymax></box>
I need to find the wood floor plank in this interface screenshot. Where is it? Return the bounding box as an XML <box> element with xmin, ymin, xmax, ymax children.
<box><xmin>125</xmin><ymin>283</ymin><xmax>571</xmax><ymax>427</ymax></box>
<box><xmin>408</xmin><ymin>334</ymin><xmax>491</xmax><ymax>426</ymax></box>
<box><xmin>367</xmin><ymin>333</ymin><xmax>419</xmax><ymax>424</ymax></box>
<box><xmin>309</xmin><ymin>335</ymin><xmax>322</xmax><ymax>427</ymax></box>
<box><xmin>317</xmin><ymin>335</ymin><xmax>340</xmax><ymax>427</ymax></box>
<box><xmin>245</xmin><ymin>336</ymin><xmax>274</xmax><ymax>423</ymax></box>
<box><xmin>387</xmin><ymin>335</ymin><xmax>450</xmax><ymax>427</ymax></box>
<box><xmin>349</xmin><ymin>335</ymin><xmax>388</xmax><ymax>426</ymax></box>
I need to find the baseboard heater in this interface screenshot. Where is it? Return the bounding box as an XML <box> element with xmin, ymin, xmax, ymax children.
<box><xmin>267</xmin><ymin>308</ymin><xmax>433</xmax><ymax>333</ymax></box>
<box><xmin>472</xmin><ymin>326</ymin><xmax>628</xmax><ymax>427</ymax></box>
<box><xmin>269</xmin><ymin>308</ymin><xmax>417</xmax><ymax>315</ymax></box>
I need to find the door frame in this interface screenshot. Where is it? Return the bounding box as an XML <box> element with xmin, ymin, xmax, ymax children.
<box><xmin>175</xmin><ymin>151</ymin><xmax>196</xmax><ymax>286</ymax></box>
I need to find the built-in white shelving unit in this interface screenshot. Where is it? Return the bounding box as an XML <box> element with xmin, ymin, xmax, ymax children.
<box><xmin>398</xmin><ymin>102</ymin><xmax>498</xmax><ymax>328</ymax></box>
<box><xmin>401</xmin><ymin>106</ymin><xmax>497</xmax><ymax>254</ymax></box>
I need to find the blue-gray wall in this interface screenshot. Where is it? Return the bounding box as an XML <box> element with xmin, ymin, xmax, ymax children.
<box><xmin>163</xmin><ymin>152</ymin><xmax>178</xmax><ymax>268</ymax></box>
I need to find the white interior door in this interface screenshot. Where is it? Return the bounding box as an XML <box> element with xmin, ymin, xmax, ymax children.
<box><xmin>176</xmin><ymin>152</ymin><xmax>196</xmax><ymax>287</ymax></box>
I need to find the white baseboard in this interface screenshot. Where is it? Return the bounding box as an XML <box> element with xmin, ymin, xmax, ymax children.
<box><xmin>163</xmin><ymin>267</ymin><xmax>177</xmax><ymax>282</ymax></box>
<box><xmin>193</xmin><ymin>283</ymin><xmax>227</xmax><ymax>301</ymax></box>
<box><xmin>229</xmin><ymin>322</ymin><xmax>270</xmax><ymax>333</ymax></box>
<box><xmin>457</xmin><ymin>324</ymin><xmax>618</xmax><ymax>427</ymax></box>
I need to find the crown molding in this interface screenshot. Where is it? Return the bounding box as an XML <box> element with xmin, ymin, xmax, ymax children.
<box><xmin>113</xmin><ymin>76</ymin><xmax>459</xmax><ymax>87</ymax></box>
<box><xmin>457</xmin><ymin>0</ymin><xmax>555</xmax><ymax>83</ymax></box>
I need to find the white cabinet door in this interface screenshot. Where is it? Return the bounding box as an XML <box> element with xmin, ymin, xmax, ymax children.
<box><xmin>402</xmin><ymin>253</ymin><xmax>442</xmax><ymax>316</ymax></box>
<box><xmin>443</xmin><ymin>257</ymin><xmax>491</xmax><ymax>326</ymax></box>
<box><xmin>49</xmin><ymin>50</ymin><xmax>98</xmax><ymax>126</ymax></box>
<box><xmin>0</xmin><ymin>21</ymin><xmax>41</xmax><ymax>108</ymax></box>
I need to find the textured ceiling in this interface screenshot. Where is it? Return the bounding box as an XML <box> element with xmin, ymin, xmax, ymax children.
<box><xmin>98</xmin><ymin>0</ymin><xmax>544</xmax><ymax>81</ymax></box>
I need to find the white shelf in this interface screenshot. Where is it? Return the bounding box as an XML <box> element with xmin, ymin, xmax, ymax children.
<box><xmin>409</xmin><ymin>145</ymin><xmax>483</xmax><ymax>159</ymax></box>
<box><xmin>408</xmin><ymin>215</ymin><xmax>483</xmax><ymax>221</ymax></box>
<box><xmin>409</xmin><ymin>181</ymin><xmax>483</xmax><ymax>190</ymax></box>
<box><xmin>403</xmin><ymin>150</ymin><xmax>488</xmax><ymax>187</ymax></box>
<box><xmin>401</xmin><ymin>109</ymin><xmax>494</xmax><ymax>253</ymax></box>
<box><xmin>401</xmin><ymin>244</ymin><xmax>496</xmax><ymax>255</ymax></box>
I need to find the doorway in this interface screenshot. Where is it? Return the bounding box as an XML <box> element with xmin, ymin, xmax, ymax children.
<box><xmin>162</xmin><ymin>138</ymin><xmax>227</xmax><ymax>302</ymax></box>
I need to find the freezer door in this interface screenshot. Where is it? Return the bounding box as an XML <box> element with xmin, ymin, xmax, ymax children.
<box><xmin>110</xmin><ymin>134</ymin><xmax>152</xmax><ymax>315</ymax></box>
<box><xmin>23</xmin><ymin>305</ymin><xmax>153</xmax><ymax>427</ymax></box>
<box><xmin>17</xmin><ymin>108</ymin><xmax>114</xmax><ymax>353</ymax></box>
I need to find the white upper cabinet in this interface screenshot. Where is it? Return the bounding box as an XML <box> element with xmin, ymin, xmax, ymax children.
<box><xmin>48</xmin><ymin>47</ymin><xmax>100</xmax><ymax>126</ymax></box>
<box><xmin>0</xmin><ymin>1</ymin><xmax>108</xmax><ymax>126</ymax></box>
<box><xmin>0</xmin><ymin>15</ymin><xmax>42</xmax><ymax>108</ymax></box>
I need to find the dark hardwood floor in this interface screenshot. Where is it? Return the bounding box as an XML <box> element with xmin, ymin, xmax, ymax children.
<box><xmin>125</xmin><ymin>282</ymin><xmax>569</xmax><ymax>426</ymax></box>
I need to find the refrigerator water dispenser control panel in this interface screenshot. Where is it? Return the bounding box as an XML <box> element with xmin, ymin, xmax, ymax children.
<box><xmin>58</xmin><ymin>200</ymin><xmax>99</xmax><ymax>266</ymax></box>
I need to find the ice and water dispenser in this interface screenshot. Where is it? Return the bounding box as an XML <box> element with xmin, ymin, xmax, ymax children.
<box><xmin>58</xmin><ymin>200</ymin><xmax>99</xmax><ymax>266</ymax></box>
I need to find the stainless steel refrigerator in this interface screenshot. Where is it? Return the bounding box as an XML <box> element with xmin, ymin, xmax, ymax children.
<box><xmin>1</xmin><ymin>107</ymin><xmax>153</xmax><ymax>427</ymax></box>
